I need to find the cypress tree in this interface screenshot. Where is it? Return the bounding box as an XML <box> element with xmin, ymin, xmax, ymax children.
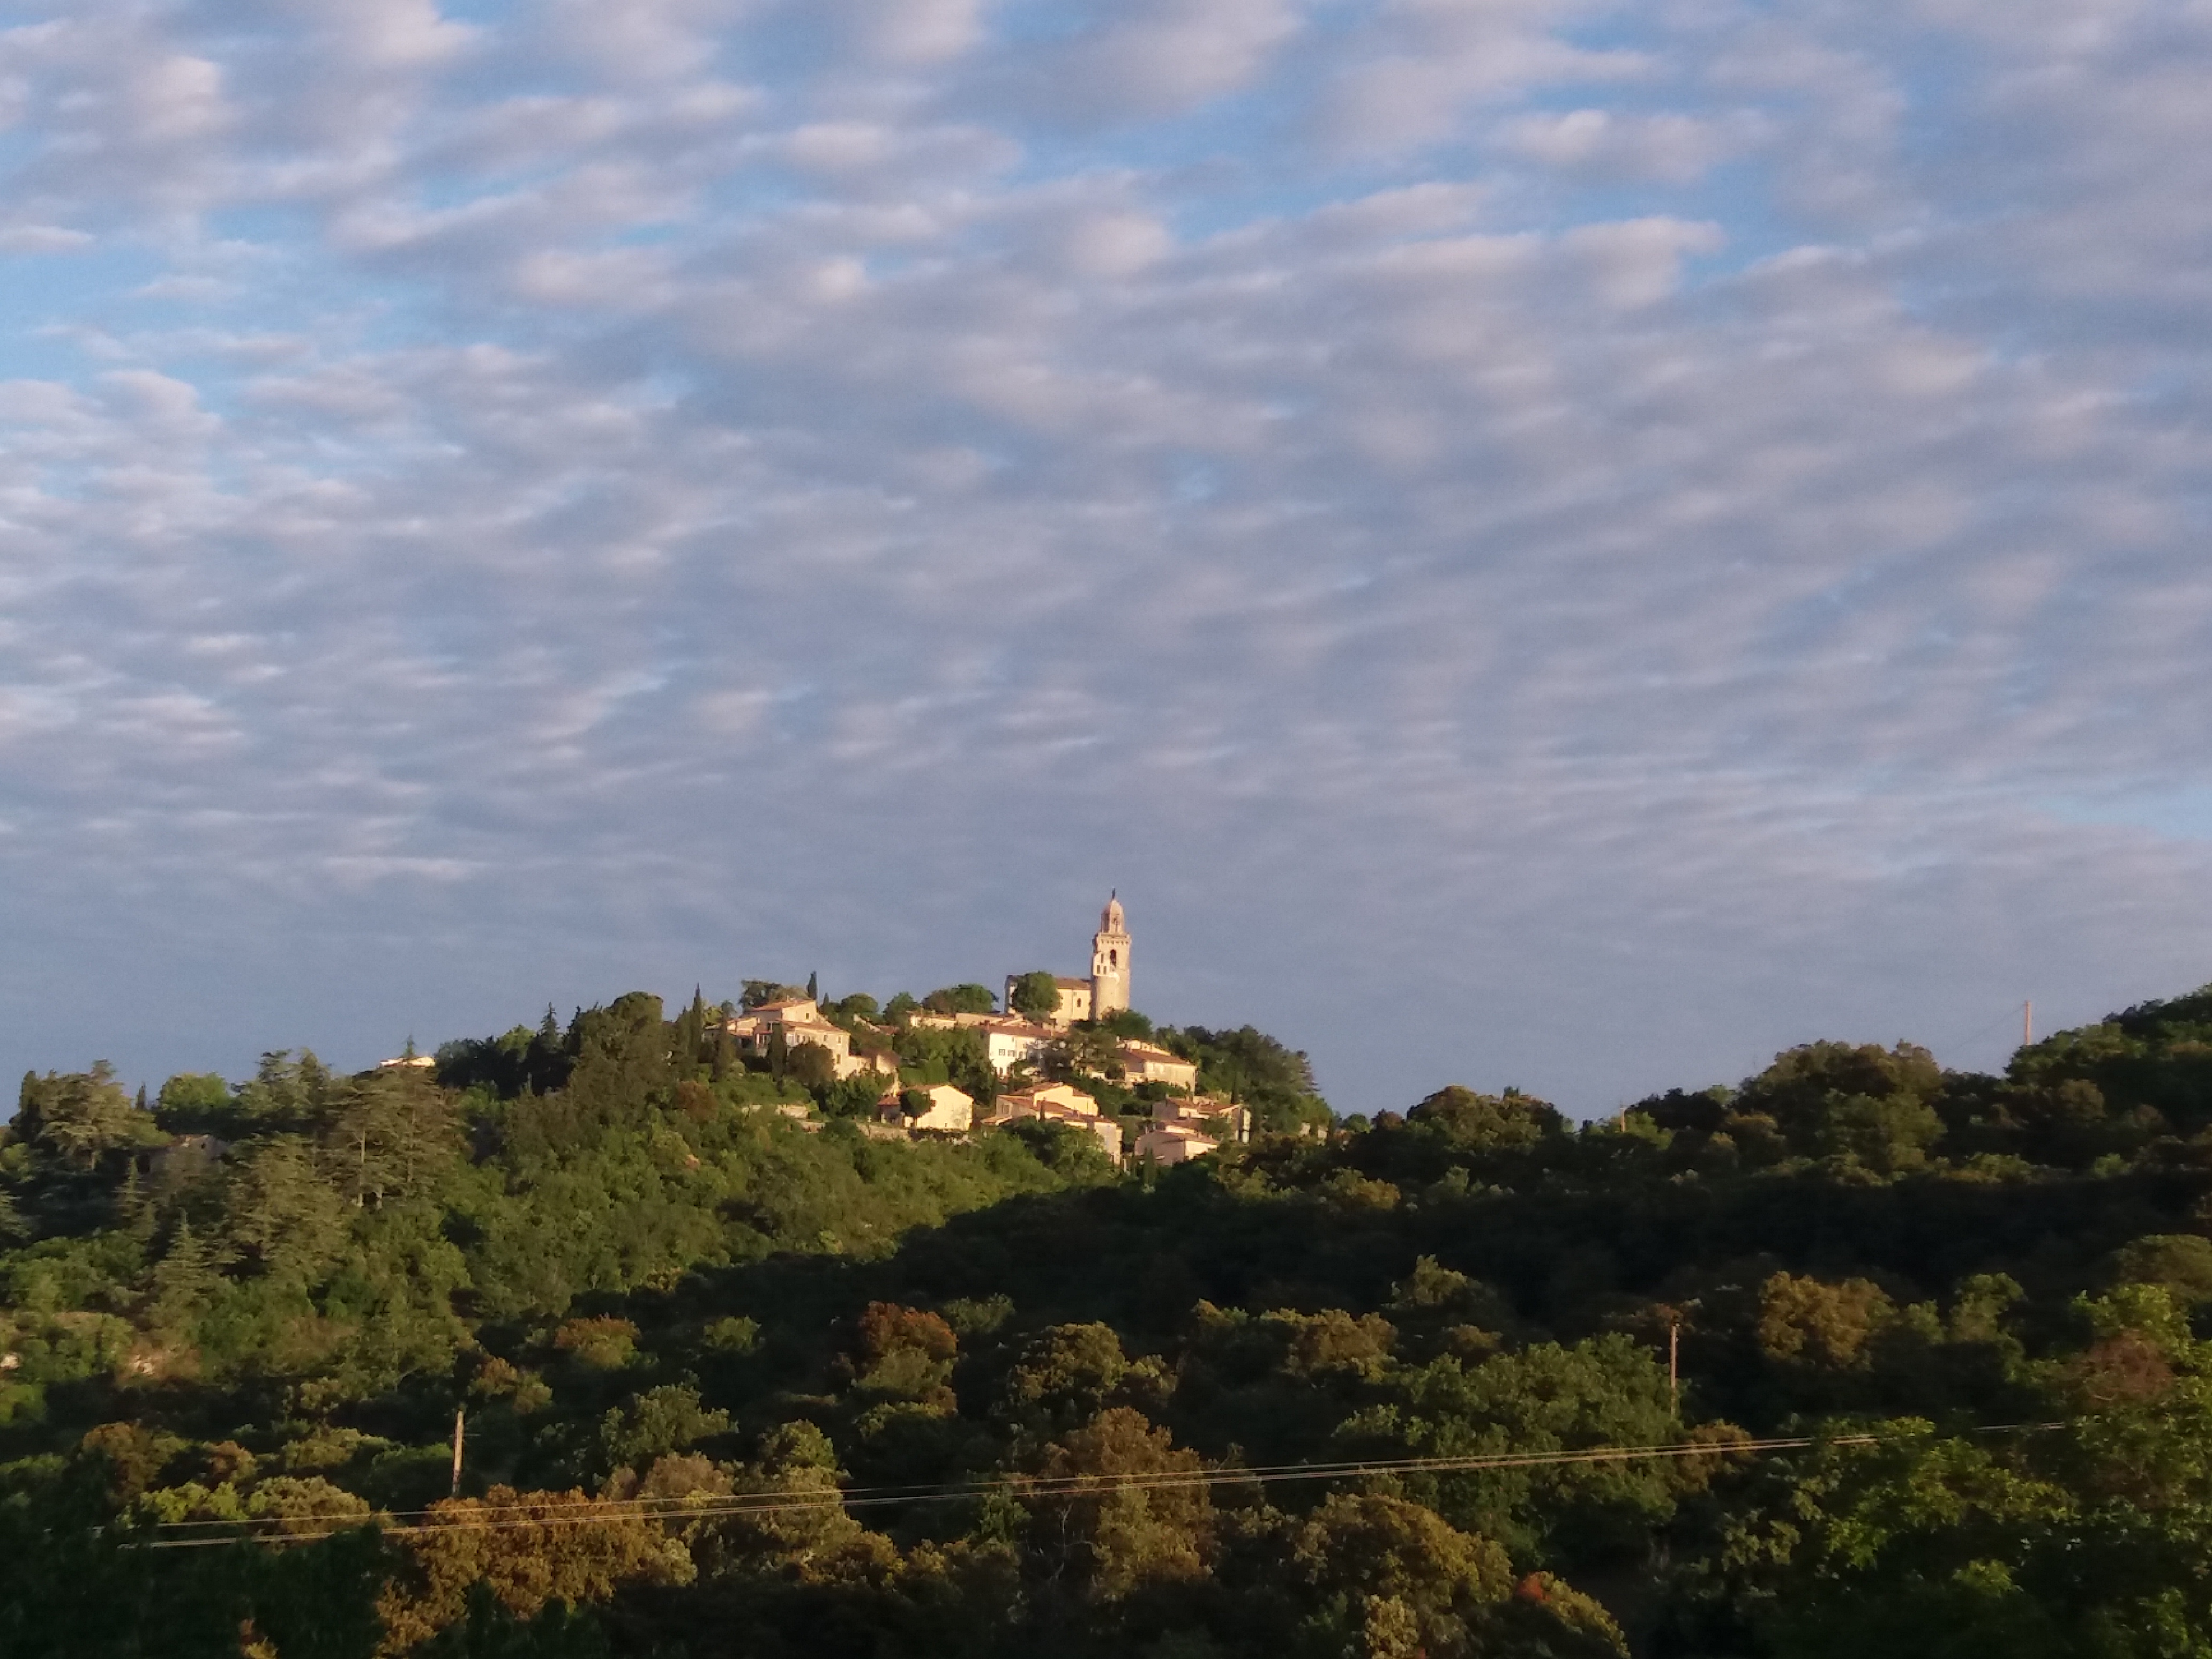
<box><xmin>151</xmin><ymin>1217</ymin><xmax>216</xmax><ymax>1332</ymax></box>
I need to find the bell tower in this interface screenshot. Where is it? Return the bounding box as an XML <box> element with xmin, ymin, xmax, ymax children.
<box><xmin>1090</xmin><ymin>892</ymin><xmax>1131</xmax><ymax>1017</ymax></box>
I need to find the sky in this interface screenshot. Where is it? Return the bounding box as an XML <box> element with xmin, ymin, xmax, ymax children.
<box><xmin>4</xmin><ymin>0</ymin><xmax>2212</xmax><ymax>1119</ymax></box>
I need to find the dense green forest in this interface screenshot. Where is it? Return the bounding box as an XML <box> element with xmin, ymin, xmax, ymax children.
<box><xmin>10</xmin><ymin>980</ymin><xmax>2212</xmax><ymax>1657</ymax></box>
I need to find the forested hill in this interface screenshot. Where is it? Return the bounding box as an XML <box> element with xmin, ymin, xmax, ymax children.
<box><xmin>11</xmin><ymin>986</ymin><xmax>2212</xmax><ymax>1657</ymax></box>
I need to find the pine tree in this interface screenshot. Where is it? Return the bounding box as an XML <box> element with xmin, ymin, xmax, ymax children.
<box><xmin>672</xmin><ymin>986</ymin><xmax>712</xmax><ymax>1073</ymax></box>
<box><xmin>115</xmin><ymin>1162</ymin><xmax>150</xmax><ymax>1236</ymax></box>
<box><xmin>223</xmin><ymin>1136</ymin><xmax>347</xmax><ymax>1281</ymax></box>
<box><xmin>151</xmin><ymin>1217</ymin><xmax>218</xmax><ymax>1333</ymax></box>
<box><xmin>35</xmin><ymin>1063</ymin><xmax>138</xmax><ymax>1169</ymax></box>
<box><xmin>525</xmin><ymin>1005</ymin><xmax>566</xmax><ymax>1096</ymax></box>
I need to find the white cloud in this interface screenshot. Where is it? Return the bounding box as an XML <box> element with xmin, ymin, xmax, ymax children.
<box><xmin>1058</xmin><ymin>211</ymin><xmax>1171</xmax><ymax>276</ymax></box>
<box><xmin>828</xmin><ymin>0</ymin><xmax>992</xmax><ymax>66</ymax></box>
<box><xmin>1068</xmin><ymin>0</ymin><xmax>1304</xmax><ymax>114</ymax></box>
<box><xmin>2</xmin><ymin>0</ymin><xmax>2212</xmax><ymax>1111</ymax></box>
<box><xmin>306</xmin><ymin>0</ymin><xmax>477</xmax><ymax>72</ymax></box>
<box><xmin>977</xmin><ymin>0</ymin><xmax>1306</xmax><ymax>125</ymax></box>
<box><xmin>1560</xmin><ymin>216</ymin><xmax>1723</xmax><ymax>307</ymax></box>
<box><xmin>1502</xmin><ymin>107</ymin><xmax>1758</xmax><ymax>183</ymax></box>
<box><xmin>0</xmin><ymin>222</ymin><xmax>89</xmax><ymax>251</ymax></box>
<box><xmin>536</xmin><ymin>0</ymin><xmax>742</xmax><ymax>83</ymax></box>
<box><xmin>1318</xmin><ymin>0</ymin><xmax>1649</xmax><ymax>153</ymax></box>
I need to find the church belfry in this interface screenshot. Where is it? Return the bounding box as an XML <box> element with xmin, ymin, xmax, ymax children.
<box><xmin>1090</xmin><ymin>892</ymin><xmax>1131</xmax><ymax>1016</ymax></box>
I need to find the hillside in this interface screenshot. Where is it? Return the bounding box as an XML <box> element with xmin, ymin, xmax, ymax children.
<box><xmin>10</xmin><ymin>984</ymin><xmax>2212</xmax><ymax>1656</ymax></box>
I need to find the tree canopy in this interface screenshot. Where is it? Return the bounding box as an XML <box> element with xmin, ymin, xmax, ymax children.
<box><xmin>9</xmin><ymin>982</ymin><xmax>2212</xmax><ymax>1654</ymax></box>
<box><xmin>1007</xmin><ymin>972</ymin><xmax>1062</xmax><ymax>1023</ymax></box>
<box><xmin>922</xmin><ymin>984</ymin><xmax>998</xmax><ymax>1016</ymax></box>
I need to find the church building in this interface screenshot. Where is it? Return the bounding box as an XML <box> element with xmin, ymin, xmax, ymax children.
<box><xmin>1007</xmin><ymin>894</ymin><xmax>1133</xmax><ymax>1028</ymax></box>
<box><xmin>1092</xmin><ymin>893</ymin><xmax>1130</xmax><ymax>1016</ymax></box>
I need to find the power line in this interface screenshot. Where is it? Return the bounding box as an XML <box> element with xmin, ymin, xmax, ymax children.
<box><xmin>130</xmin><ymin>1436</ymin><xmax>1830</xmax><ymax>1535</ymax></box>
<box><xmin>1932</xmin><ymin>999</ymin><xmax>2037</xmax><ymax>1066</ymax></box>
<box><xmin>133</xmin><ymin>1422</ymin><xmax>2064</xmax><ymax>1550</ymax></box>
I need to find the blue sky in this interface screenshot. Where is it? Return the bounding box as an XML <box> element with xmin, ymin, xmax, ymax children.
<box><xmin>5</xmin><ymin>0</ymin><xmax>2212</xmax><ymax>1116</ymax></box>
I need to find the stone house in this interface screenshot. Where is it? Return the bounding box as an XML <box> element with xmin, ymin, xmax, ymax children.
<box><xmin>998</xmin><ymin>974</ymin><xmax>1094</xmax><ymax>1027</ymax></box>
<box><xmin>908</xmin><ymin>1010</ymin><xmax>1000</xmax><ymax>1032</ymax></box>
<box><xmin>149</xmin><ymin>1133</ymin><xmax>229</xmax><ymax>1180</ymax></box>
<box><xmin>878</xmin><ymin>1081</ymin><xmax>974</xmax><ymax>1134</ymax></box>
<box><xmin>1118</xmin><ymin>1040</ymin><xmax>1199</xmax><ymax>1092</ymax></box>
<box><xmin>1151</xmin><ymin>1095</ymin><xmax>1250</xmax><ymax>1144</ymax></box>
<box><xmin>726</xmin><ymin>999</ymin><xmax>895</xmax><ymax>1081</ymax></box>
<box><xmin>975</xmin><ymin>1016</ymin><xmax>1057</xmax><ymax>1076</ymax></box>
<box><xmin>989</xmin><ymin>1081</ymin><xmax>1096</xmax><ymax>1118</ymax></box>
<box><xmin>988</xmin><ymin>1082</ymin><xmax>1123</xmax><ymax>1160</ymax></box>
<box><xmin>1135</xmin><ymin>1123</ymin><xmax>1219</xmax><ymax>1165</ymax></box>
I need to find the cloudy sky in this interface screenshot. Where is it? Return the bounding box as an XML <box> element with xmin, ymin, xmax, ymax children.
<box><xmin>4</xmin><ymin>0</ymin><xmax>2211</xmax><ymax>1116</ymax></box>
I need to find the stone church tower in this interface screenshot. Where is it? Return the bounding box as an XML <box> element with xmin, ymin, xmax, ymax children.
<box><xmin>1090</xmin><ymin>893</ymin><xmax>1131</xmax><ymax>1016</ymax></box>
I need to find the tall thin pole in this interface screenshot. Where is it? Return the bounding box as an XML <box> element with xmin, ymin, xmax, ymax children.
<box><xmin>451</xmin><ymin>1407</ymin><xmax>465</xmax><ymax>1498</ymax></box>
<box><xmin>1668</xmin><ymin>1321</ymin><xmax>1680</xmax><ymax>1416</ymax></box>
<box><xmin>2024</xmin><ymin>1000</ymin><xmax>2033</xmax><ymax>1047</ymax></box>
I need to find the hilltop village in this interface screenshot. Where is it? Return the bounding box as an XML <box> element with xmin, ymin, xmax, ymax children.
<box><xmin>20</xmin><ymin>939</ymin><xmax>2212</xmax><ymax>1654</ymax></box>
<box><xmin>708</xmin><ymin>896</ymin><xmax>1258</xmax><ymax>1165</ymax></box>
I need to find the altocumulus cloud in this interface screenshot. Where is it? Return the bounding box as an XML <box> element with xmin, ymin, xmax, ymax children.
<box><xmin>3</xmin><ymin>0</ymin><xmax>2212</xmax><ymax>1112</ymax></box>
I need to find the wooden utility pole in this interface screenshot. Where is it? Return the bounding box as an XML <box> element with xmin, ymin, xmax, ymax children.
<box><xmin>450</xmin><ymin>1407</ymin><xmax>465</xmax><ymax>1498</ymax></box>
<box><xmin>2024</xmin><ymin>1000</ymin><xmax>2034</xmax><ymax>1047</ymax></box>
<box><xmin>1668</xmin><ymin>1321</ymin><xmax>1680</xmax><ymax>1416</ymax></box>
